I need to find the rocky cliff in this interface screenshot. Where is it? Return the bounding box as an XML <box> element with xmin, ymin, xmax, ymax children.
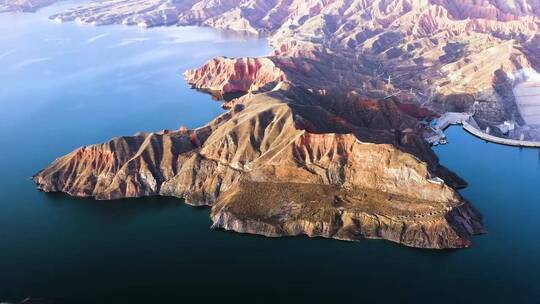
<box><xmin>184</xmin><ymin>57</ymin><xmax>286</xmax><ymax>98</ymax></box>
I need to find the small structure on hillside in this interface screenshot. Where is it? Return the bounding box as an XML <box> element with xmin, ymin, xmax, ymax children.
<box><xmin>496</xmin><ymin>121</ymin><xmax>515</xmax><ymax>135</ymax></box>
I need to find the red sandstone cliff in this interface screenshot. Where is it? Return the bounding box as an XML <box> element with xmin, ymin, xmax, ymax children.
<box><xmin>184</xmin><ymin>57</ymin><xmax>286</xmax><ymax>96</ymax></box>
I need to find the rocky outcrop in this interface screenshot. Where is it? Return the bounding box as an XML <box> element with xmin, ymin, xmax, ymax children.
<box><xmin>34</xmin><ymin>85</ymin><xmax>484</xmax><ymax>249</ymax></box>
<box><xmin>184</xmin><ymin>57</ymin><xmax>286</xmax><ymax>98</ymax></box>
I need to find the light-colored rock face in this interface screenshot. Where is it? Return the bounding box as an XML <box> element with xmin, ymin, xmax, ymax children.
<box><xmin>34</xmin><ymin>88</ymin><xmax>484</xmax><ymax>249</ymax></box>
<box><xmin>515</xmin><ymin>81</ymin><xmax>540</xmax><ymax>126</ymax></box>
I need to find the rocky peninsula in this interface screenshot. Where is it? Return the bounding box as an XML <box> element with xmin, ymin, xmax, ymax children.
<box><xmin>32</xmin><ymin>0</ymin><xmax>540</xmax><ymax>248</ymax></box>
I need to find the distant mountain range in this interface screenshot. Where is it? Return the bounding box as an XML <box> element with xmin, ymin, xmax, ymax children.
<box><xmin>0</xmin><ymin>0</ymin><xmax>57</xmax><ymax>12</ymax></box>
<box><xmin>45</xmin><ymin>0</ymin><xmax>540</xmax><ymax>130</ymax></box>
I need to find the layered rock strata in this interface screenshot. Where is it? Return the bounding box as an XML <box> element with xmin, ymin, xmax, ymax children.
<box><xmin>184</xmin><ymin>57</ymin><xmax>286</xmax><ymax>98</ymax></box>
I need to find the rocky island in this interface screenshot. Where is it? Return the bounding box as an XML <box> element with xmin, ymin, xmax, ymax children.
<box><xmin>31</xmin><ymin>0</ymin><xmax>540</xmax><ymax>249</ymax></box>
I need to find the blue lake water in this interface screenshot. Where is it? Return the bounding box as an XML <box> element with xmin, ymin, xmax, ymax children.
<box><xmin>1</xmin><ymin>3</ymin><xmax>539</xmax><ymax>303</ymax></box>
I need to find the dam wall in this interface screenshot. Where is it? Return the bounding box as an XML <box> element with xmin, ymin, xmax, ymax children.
<box><xmin>426</xmin><ymin>112</ymin><xmax>540</xmax><ymax>148</ymax></box>
<box><xmin>462</xmin><ymin>121</ymin><xmax>540</xmax><ymax>148</ymax></box>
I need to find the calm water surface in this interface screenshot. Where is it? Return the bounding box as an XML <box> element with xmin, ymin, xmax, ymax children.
<box><xmin>1</xmin><ymin>4</ymin><xmax>539</xmax><ymax>304</ymax></box>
